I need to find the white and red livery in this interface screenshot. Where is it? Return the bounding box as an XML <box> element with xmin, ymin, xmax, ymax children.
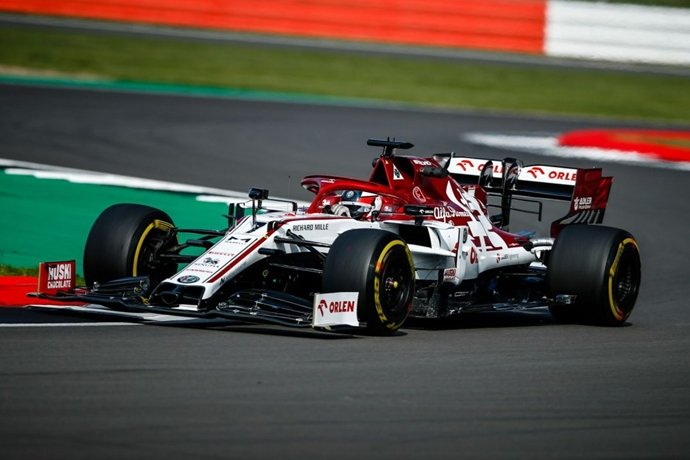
<box><xmin>33</xmin><ymin>139</ymin><xmax>641</xmax><ymax>334</ymax></box>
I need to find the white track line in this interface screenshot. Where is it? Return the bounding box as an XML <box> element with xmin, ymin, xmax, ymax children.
<box><xmin>0</xmin><ymin>157</ymin><xmax>310</xmax><ymax>206</ymax></box>
<box><xmin>0</xmin><ymin>157</ymin><xmax>247</xmax><ymax>199</ymax></box>
<box><xmin>0</xmin><ymin>322</ymin><xmax>139</xmax><ymax>328</ymax></box>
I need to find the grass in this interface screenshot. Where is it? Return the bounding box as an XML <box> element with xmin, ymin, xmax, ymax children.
<box><xmin>0</xmin><ymin>264</ymin><xmax>39</xmax><ymax>277</ymax></box>
<box><xmin>0</xmin><ymin>264</ymin><xmax>87</xmax><ymax>284</ymax></box>
<box><xmin>1</xmin><ymin>26</ymin><xmax>690</xmax><ymax>123</ymax></box>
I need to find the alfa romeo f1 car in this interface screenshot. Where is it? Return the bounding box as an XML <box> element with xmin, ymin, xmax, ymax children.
<box><xmin>33</xmin><ymin>138</ymin><xmax>641</xmax><ymax>334</ymax></box>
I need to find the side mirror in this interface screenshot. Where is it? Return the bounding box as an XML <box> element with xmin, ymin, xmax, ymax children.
<box><xmin>248</xmin><ymin>188</ymin><xmax>269</xmax><ymax>228</ymax></box>
<box><xmin>248</xmin><ymin>188</ymin><xmax>269</xmax><ymax>200</ymax></box>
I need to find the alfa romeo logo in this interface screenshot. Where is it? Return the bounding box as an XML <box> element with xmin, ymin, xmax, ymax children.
<box><xmin>177</xmin><ymin>275</ymin><xmax>200</xmax><ymax>284</ymax></box>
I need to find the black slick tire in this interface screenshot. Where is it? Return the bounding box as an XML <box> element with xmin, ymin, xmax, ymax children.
<box><xmin>547</xmin><ymin>225</ymin><xmax>641</xmax><ymax>326</ymax></box>
<box><xmin>83</xmin><ymin>203</ymin><xmax>178</xmax><ymax>286</ymax></box>
<box><xmin>322</xmin><ymin>229</ymin><xmax>415</xmax><ymax>334</ymax></box>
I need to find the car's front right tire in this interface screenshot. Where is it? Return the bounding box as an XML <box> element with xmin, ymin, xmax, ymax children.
<box><xmin>322</xmin><ymin>229</ymin><xmax>415</xmax><ymax>334</ymax></box>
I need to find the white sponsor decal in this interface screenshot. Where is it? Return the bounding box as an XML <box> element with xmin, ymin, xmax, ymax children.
<box><xmin>574</xmin><ymin>196</ymin><xmax>593</xmax><ymax>211</ymax></box>
<box><xmin>449</xmin><ymin>157</ymin><xmax>577</xmax><ymax>186</ymax></box>
<box><xmin>39</xmin><ymin>260</ymin><xmax>76</xmax><ymax>292</ymax></box>
<box><xmin>392</xmin><ymin>165</ymin><xmax>404</xmax><ymax>180</ymax></box>
<box><xmin>46</xmin><ymin>262</ymin><xmax>73</xmax><ymax>289</ymax></box>
<box><xmin>433</xmin><ymin>206</ymin><xmax>470</xmax><ymax>221</ymax></box>
<box><xmin>291</xmin><ymin>223</ymin><xmax>329</xmax><ymax>232</ymax></box>
<box><xmin>312</xmin><ymin>292</ymin><xmax>359</xmax><ymax>327</ymax></box>
<box><xmin>443</xmin><ymin>268</ymin><xmax>457</xmax><ymax>283</ymax></box>
<box><xmin>521</xmin><ymin>166</ymin><xmax>577</xmax><ymax>184</ymax></box>
<box><xmin>449</xmin><ymin>158</ymin><xmax>502</xmax><ymax>175</ymax></box>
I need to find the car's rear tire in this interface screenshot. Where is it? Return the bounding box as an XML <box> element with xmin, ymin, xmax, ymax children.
<box><xmin>322</xmin><ymin>229</ymin><xmax>415</xmax><ymax>334</ymax></box>
<box><xmin>547</xmin><ymin>225</ymin><xmax>641</xmax><ymax>326</ymax></box>
<box><xmin>83</xmin><ymin>203</ymin><xmax>178</xmax><ymax>286</ymax></box>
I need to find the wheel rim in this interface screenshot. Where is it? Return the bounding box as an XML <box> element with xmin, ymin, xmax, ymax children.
<box><xmin>380</xmin><ymin>257</ymin><xmax>412</xmax><ymax>314</ymax></box>
<box><xmin>608</xmin><ymin>239</ymin><xmax>641</xmax><ymax>321</ymax></box>
<box><xmin>374</xmin><ymin>241</ymin><xmax>414</xmax><ymax>325</ymax></box>
<box><xmin>132</xmin><ymin>219</ymin><xmax>176</xmax><ymax>278</ymax></box>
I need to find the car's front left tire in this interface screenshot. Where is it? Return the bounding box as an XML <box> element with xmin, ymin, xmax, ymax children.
<box><xmin>83</xmin><ymin>203</ymin><xmax>178</xmax><ymax>286</ymax></box>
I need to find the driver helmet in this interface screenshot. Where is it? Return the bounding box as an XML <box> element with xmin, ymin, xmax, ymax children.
<box><xmin>326</xmin><ymin>190</ymin><xmax>377</xmax><ymax>220</ymax></box>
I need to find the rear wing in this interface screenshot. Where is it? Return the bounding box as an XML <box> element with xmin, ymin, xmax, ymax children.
<box><xmin>445</xmin><ymin>156</ymin><xmax>613</xmax><ymax>237</ymax></box>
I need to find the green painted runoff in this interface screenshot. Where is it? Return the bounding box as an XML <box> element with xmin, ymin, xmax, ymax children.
<box><xmin>0</xmin><ymin>170</ymin><xmax>231</xmax><ymax>274</ymax></box>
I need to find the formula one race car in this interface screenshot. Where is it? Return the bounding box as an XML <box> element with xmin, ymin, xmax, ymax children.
<box><xmin>32</xmin><ymin>138</ymin><xmax>641</xmax><ymax>334</ymax></box>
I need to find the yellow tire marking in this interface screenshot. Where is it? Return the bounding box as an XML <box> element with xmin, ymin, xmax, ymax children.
<box><xmin>373</xmin><ymin>239</ymin><xmax>415</xmax><ymax>330</ymax></box>
<box><xmin>607</xmin><ymin>237</ymin><xmax>638</xmax><ymax>321</ymax></box>
<box><xmin>132</xmin><ymin>219</ymin><xmax>173</xmax><ymax>276</ymax></box>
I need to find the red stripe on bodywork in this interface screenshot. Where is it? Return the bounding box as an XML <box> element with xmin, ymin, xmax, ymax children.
<box><xmin>205</xmin><ymin>236</ymin><xmax>267</xmax><ymax>284</ymax></box>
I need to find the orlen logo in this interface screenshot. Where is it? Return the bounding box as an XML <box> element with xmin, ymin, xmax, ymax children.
<box><xmin>455</xmin><ymin>159</ymin><xmax>475</xmax><ymax>171</ymax></box>
<box><xmin>317</xmin><ymin>299</ymin><xmax>356</xmax><ymax>316</ymax></box>
<box><xmin>526</xmin><ymin>166</ymin><xmax>545</xmax><ymax>178</ymax></box>
<box><xmin>478</xmin><ymin>162</ymin><xmax>503</xmax><ymax>174</ymax></box>
<box><xmin>526</xmin><ymin>166</ymin><xmax>577</xmax><ymax>181</ymax></box>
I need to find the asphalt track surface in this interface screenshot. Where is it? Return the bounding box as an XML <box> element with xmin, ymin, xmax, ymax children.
<box><xmin>2</xmin><ymin>84</ymin><xmax>690</xmax><ymax>459</ymax></box>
